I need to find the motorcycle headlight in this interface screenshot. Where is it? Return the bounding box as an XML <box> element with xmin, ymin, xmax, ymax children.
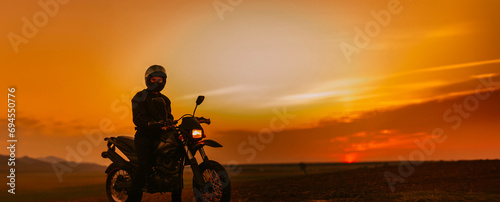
<box><xmin>192</xmin><ymin>129</ymin><xmax>203</xmax><ymax>139</ymax></box>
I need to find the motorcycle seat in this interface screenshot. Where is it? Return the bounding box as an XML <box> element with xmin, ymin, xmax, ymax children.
<box><xmin>116</xmin><ymin>136</ymin><xmax>136</xmax><ymax>151</ymax></box>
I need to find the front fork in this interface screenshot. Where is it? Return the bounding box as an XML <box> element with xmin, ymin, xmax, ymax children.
<box><xmin>185</xmin><ymin>145</ymin><xmax>206</xmax><ymax>187</ymax></box>
<box><xmin>199</xmin><ymin>147</ymin><xmax>209</xmax><ymax>162</ymax></box>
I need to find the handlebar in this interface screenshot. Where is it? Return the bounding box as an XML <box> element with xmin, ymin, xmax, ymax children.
<box><xmin>151</xmin><ymin>116</ymin><xmax>210</xmax><ymax>128</ymax></box>
<box><xmin>197</xmin><ymin>117</ymin><xmax>211</xmax><ymax>125</ymax></box>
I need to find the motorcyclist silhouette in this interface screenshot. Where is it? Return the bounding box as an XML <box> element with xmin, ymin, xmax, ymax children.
<box><xmin>127</xmin><ymin>65</ymin><xmax>181</xmax><ymax>202</ymax></box>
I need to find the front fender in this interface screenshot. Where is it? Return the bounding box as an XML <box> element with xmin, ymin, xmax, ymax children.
<box><xmin>193</xmin><ymin>139</ymin><xmax>223</xmax><ymax>151</ymax></box>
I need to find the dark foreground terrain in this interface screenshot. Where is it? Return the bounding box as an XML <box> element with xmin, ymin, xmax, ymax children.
<box><xmin>229</xmin><ymin>160</ymin><xmax>500</xmax><ymax>201</ymax></box>
<box><xmin>3</xmin><ymin>160</ymin><xmax>500</xmax><ymax>201</ymax></box>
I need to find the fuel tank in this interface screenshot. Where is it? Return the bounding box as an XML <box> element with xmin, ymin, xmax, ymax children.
<box><xmin>156</xmin><ymin>131</ymin><xmax>179</xmax><ymax>155</ymax></box>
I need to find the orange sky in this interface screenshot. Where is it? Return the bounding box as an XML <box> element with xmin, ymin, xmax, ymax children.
<box><xmin>1</xmin><ymin>0</ymin><xmax>500</xmax><ymax>165</ymax></box>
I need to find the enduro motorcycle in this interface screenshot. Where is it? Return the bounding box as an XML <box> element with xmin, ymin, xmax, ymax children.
<box><xmin>101</xmin><ymin>96</ymin><xmax>231</xmax><ymax>201</ymax></box>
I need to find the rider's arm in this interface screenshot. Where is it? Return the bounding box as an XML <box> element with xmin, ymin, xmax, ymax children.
<box><xmin>132</xmin><ymin>90</ymin><xmax>154</xmax><ymax>128</ymax></box>
<box><xmin>162</xmin><ymin>95</ymin><xmax>174</xmax><ymax>121</ymax></box>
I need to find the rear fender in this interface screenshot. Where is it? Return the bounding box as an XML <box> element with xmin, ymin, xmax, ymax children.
<box><xmin>104</xmin><ymin>137</ymin><xmax>137</xmax><ymax>163</ymax></box>
<box><xmin>103</xmin><ymin>137</ymin><xmax>136</xmax><ymax>171</ymax></box>
<box><xmin>105</xmin><ymin>163</ymin><xmax>119</xmax><ymax>174</ymax></box>
<box><xmin>105</xmin><ymin>162</ymin><xmax>134</xmax><ymax>174</ymax></box>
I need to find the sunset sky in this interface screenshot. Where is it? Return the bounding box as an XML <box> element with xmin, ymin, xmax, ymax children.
<box><xmin>1</xmin><ymin>0</ymin><xmax>500</xmax><ymax>166</ymax></box>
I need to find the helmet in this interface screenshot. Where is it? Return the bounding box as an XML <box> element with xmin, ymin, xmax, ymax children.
<box><xmin>145</xmin><ymin>65</ymin><xmax>167</xmax><ymax>92</ymax></box>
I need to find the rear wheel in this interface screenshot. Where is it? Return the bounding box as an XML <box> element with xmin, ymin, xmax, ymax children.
<box><xmin>193</xmin><ymin>160</ymin><xmax>231</xmax><ymax>202</ymax></box>
<box><xmin>106</xmin><ymin>165</ymin><xmax>132</xmax><ymax>202</ymax></box>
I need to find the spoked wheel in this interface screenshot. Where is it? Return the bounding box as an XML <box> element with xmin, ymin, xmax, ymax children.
<box><xmin>193</xmin><ymin>160</ymin><xmax>231</xmax><ymax>202</ymax></box>
<box><xmin>106</xmin><ymin>165</ymin><xmax>132</xmax><ymax>202</ymax></box>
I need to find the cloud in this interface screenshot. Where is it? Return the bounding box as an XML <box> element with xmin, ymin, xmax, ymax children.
<box><xmin>179</xmin><ymin>85</ymin><xmax>254</xmax><ymax>100</ymax></box>
<box><xmin>343</xmin><ymin>132</ymin><xmax>429</xmax><ymax>152</ymax></box>
<box><xmin>385</xmin><ymin>59</ymin><xmax>500</xmax><ymax>79</ymax></box>
<box><xmin>281</xmin><ymin>90</ymin><xmax>353</xmax><ymax>102</ymax></box>
<box><xmin>329</xmin><ymin>128</ymin><xmax>431</xmax><ymax>152</ymax></box>
<box><xmin>216</xmin><ymin>86</ymin><xmax>500</xmax><ymax>162</ymax></box>
<box><xmin>0</xmin><ymin>117</ymin><xmax>92</xmax><ymax>138</ymax></box>
<box><xmin>268</xmin><ymin>59</ymin><xmax>500</xmax><ymax>114</ymax></box>
<box><xmin>330</xmin><ymin>136</ymin><xmax>349</xmax><ymax>143</ymax></box>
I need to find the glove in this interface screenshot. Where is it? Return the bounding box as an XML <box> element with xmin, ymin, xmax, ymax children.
<box><xmin>147</xmin><ymin>81</ymin><xmax>165</xmax><ymax>92</ymax></box>
<box><xmin>148</xmin><ymin>120</ymin><xmax>165</xmax><ymax>127</ymax></box>
<box><xmin>166</xmin><ymin>119</ymin><xmax>176</xmax><ymax>125</ymax></box>
<box><xmin>164</xmin><ymin>119</ymin><xmax>177</xmax><ymax>130</ymax></box>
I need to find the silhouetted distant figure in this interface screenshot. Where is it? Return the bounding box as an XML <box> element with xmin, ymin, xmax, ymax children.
<box><xmin>299</xmin><ymin>162</ymin><xmax>308</xmax><ymax>175</ymax></box>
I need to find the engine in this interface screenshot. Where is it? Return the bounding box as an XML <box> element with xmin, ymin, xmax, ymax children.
<box><xmin>147</xmin><ymin>153</ymin><xmax>183</xmax><ymax>192</ymax></box>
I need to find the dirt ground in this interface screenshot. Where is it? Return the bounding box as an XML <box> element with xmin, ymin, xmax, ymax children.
<box><xmin>67</xmin><ymin>159</ymin><xmax>500</xmax><ymax>201</ymax></box>
<box><xmin>229</xmin><ymin>160</ymin><xmax>500</xmax><ymax>201</ymax></box>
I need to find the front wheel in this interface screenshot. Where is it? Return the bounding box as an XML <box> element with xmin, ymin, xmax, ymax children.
<box><xmin>193</xmin><ymin>160</ymin><xmax>231</xmax><ymax>202</ymax></box>
<box><xmin>106</xmin><ymin>164</ymin><xmax>132</xmax><ymax>202</ymax></box>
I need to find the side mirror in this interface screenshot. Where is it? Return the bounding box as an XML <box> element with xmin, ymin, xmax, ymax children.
<box><xmin>196</xmin><ymin>96</ymin><xmax>205</xmax><ymax>105</ymax></box>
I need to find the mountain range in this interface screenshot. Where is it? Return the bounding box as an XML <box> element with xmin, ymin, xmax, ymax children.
<box><xmin>0</xmin><ymin>154</ymin><xmax>106</xmax><ymax>173</ymax></box>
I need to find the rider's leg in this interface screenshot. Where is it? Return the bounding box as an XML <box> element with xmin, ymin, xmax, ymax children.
<box><xmin>127</xmin><ymin>130</ymin><xmax>157</xmax><ymax>202</ymax></box>
<box><xmin>171</xmin><ymin>189</ymin><xmax>182</xmax><ymax>202</ymax></box>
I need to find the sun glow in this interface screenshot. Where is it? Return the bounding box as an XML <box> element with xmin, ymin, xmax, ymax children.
<box><xmin>343</xmin><ymin>153</ymin><xmax>358</xmax><ymax>164</ymax></box>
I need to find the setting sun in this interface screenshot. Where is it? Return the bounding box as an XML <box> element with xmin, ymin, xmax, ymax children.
<box><xmin>343</xmin><ymin>153</ymin><xmax>358</xmax><ymax>164</ymax></box>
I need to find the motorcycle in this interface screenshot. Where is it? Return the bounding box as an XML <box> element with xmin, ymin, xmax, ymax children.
<box><xmin>101</xmin><ymin>96</ymin><xmax>231</xmax><ymax>201</ymax></box>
